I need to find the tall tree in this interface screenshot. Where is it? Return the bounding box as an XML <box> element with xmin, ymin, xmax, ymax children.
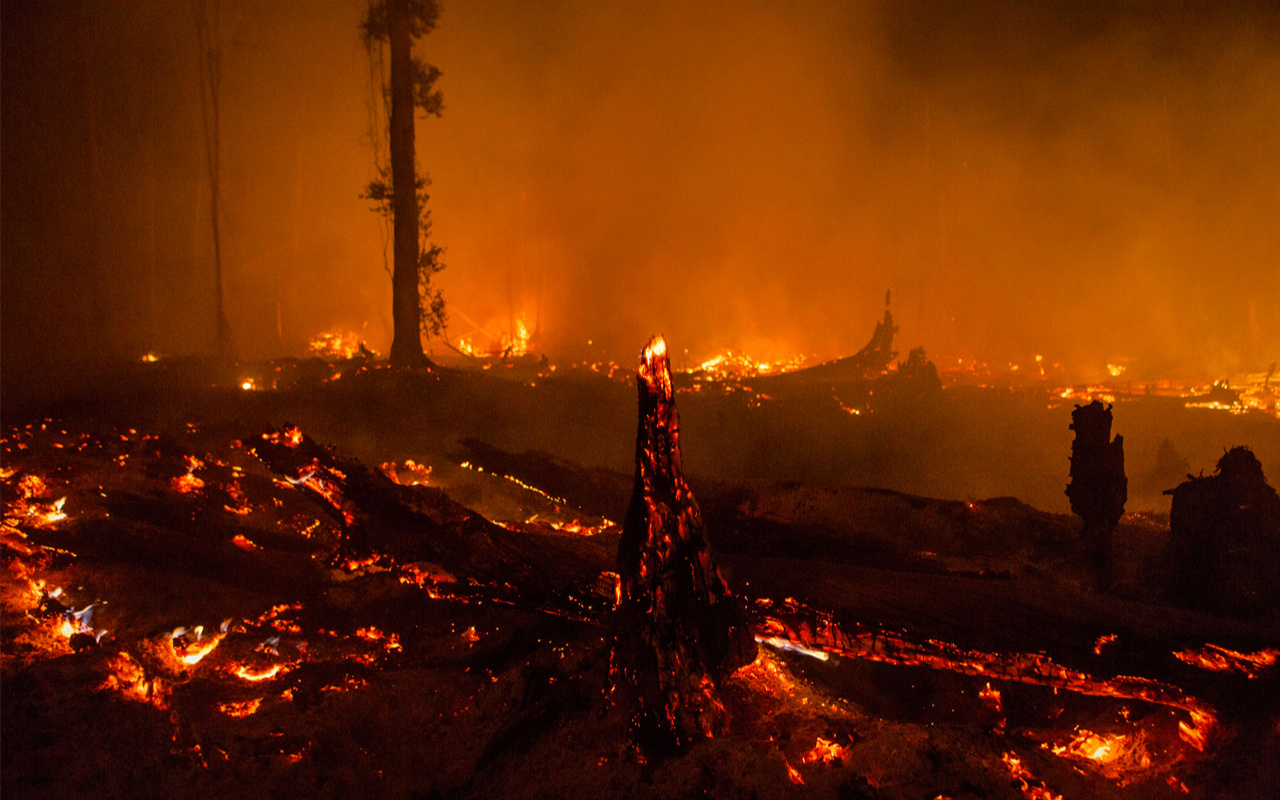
<box><xmin>195</xmin><ymin>0</ymin><xmax>232</xmax><ymax>355</ymax></box>
<box><xmin>362</xmin><ymin>0</ymin><xmax>446</xmax><ymax>367</ymax></box>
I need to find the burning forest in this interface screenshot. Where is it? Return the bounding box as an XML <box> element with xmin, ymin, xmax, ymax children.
<box><xmin>4</xmin><ymin>1</ymin><xmax>1280</xmax><ymax>799</ymax></box>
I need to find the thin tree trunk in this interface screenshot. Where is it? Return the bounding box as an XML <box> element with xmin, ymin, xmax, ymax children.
<box><xmin>196</xmin><ymin>0</ymin><xmax>232</xmax><ymax>355</ymax></box>
<box><xmin>387</xmin><ymin>0</ymin><xmax>425</xmax><ymax>366</ymax></box>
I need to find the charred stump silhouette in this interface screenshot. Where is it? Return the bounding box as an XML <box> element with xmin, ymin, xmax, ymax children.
<box><xmin>1065</xmin><ymin>401</ymin><xmax>1126</xmax><ymax>582</ymax></box>
<box><xmin>614</xmin><ymin>336</ymin><xmax>756</xmax><ymax>751</ymax></box>
<box><xmin>1165</xmin><ymin>447</ymin><xmax>1280</xmax><ymax>616</ymax></box>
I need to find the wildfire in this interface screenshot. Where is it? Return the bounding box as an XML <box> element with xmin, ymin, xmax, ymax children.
<box><xmin>1173</xmin><ymin>644</ymin><xmax>1279</xmax><ymax>679</ymax></box>
<box><xmin>309</xmin><ymin>329</ymin><xmax>373</xmax><ymax>360</ymax></box>
<box><xmin>381</xmin><ymin>459</ymin><xmax>431</xmax><ymax>486</ymax></box>
<box><xmin>686</xmin><ymin>349</ymin><xmax>807</xmax><ymax>380</ymax></box>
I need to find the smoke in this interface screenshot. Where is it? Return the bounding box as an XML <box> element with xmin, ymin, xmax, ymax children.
<box><xmin>3</xmin><ymin>0</ymin><xmax>1278</xmax><ymax>379</ymax></box>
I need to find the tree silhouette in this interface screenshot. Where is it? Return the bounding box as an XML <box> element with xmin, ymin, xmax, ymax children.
<box><xmin>361</xmin><ymin>0</ymin><xmax>446</xmax><ymax>367</ymax></box>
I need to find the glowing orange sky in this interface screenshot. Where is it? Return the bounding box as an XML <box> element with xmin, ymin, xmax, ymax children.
<box><xmin>3</xmin><ymin>0</ymin><xmax>1277</xmax><ymax>379</ymax></box>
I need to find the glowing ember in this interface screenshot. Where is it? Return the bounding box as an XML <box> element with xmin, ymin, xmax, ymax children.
<box><xmin>1178</xmin><ymin>708</ymin><xmax>1215</xmax><ymax>751</ymax></box>
<box><xmin>381</xmin><ymin>459</ymin><xmax>431</xmax><ymax>485</ymax></box>
<box><xmin>172</xmin><ymin>455</ymin><xmax>206</xmax><ymax>493</ymax></box>
<box><xmin>170</xmin><ymin>635</ymin><xmax>223</xmax><ymax>666</ymax></box>
<box><xmin>756</xmin><ymin>635</ymin><xmax>830</xmax><ymax>662</ymax></box>
<box><xmin>978</xmin><ymin>682</ymin><xmax>1002</xmax><ymax>712</ymax></box>
<box><xmin>686</xmin><ymin>349</ymin><xmax>807</xmax><ymax>380</ymax></box>
<box><xmin>232</xmin><ymin>663</ymin><xmax>284</xmax><ymax>682</ymax></box>
<box><xmin>1173</xmin><ymin>644</ymin><xmax>1279</xmax><ymax>679</ymax></box>
<box><xmin>756</xmin><ymin>602</ymin><xmax>1219</xmax><ymax>751</ymax></box>
<box><xmin>262</xmin><ymin>426</ymin><xmax>305</xmax><ymax>448</ymax></box>
<box><xmin>784</xmin><ymin>755</ymin><xmax>805</xmax><ymax>785</ymax></box>
<box><xmin>1094</xmin><ymin>634</ymin><xmax>1119</xmax><ymax>655</ymax></box>
<box><xmin>232</xmin><ymin>534</ymin><xmax>260</xmax><ymax>551</ymax></box>
<box><xmin>140</xmin><ymin>352</ymin><xmax>159</xmax><ymax>362</ymax></box>
<box><xmin>217</xmin><ymin>697</ymin><xmax>263</xmax><ymax>717</ymax></box>
<box><xmin>1002</xmin><ymin>752</ymin><xmax>1063</xmax><ymax>800</ymax></box>
<box><xmin>802</xmin><ymin>736</ymin><xmax>849</xmax><ymax>766</ymax></box>
<box><xmin>100</xmin><ymin>652</ymin><xmax>170</xmax><ymax>708</ymax></box>
<box><xmin>1046</xmin><ymin>729</ymin><xmax>1151</xmax><ymax>781</ymax></box>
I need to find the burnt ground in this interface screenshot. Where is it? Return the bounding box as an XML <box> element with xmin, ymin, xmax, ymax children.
<box><xmin>2</xmin><ymin>356</ymin><xmax>1279</xmax><ymax>800</ymax></box>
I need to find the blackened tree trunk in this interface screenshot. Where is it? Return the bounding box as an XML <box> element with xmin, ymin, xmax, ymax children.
<box><xmin>1066</xmin><ymin>400</ymin><xmax>1127</xmax><ymax>582</ymax></box>
<box><xmin>387</xmin><ymin>0</ymin><xmax>425</xmax><ymax>367</ymax></box>
<box><xmin>195</xmin><ymin>0</ymin><xmax>232</xmax><ymax>356</ymax></box>
<box><xmin>614</xmin><ymin>336</ymin><xmax>756</xmax><ymax>751</ymax></box>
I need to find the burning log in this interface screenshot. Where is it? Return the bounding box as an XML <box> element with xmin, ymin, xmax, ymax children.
<box><xmin>1065</xmin><ymin>401</ymin><xmax>1126</xmax><ymax>582</ymax></box>
<box><xmin>613</xmin><ymin>336</ymin><xmax>756</xmax><ymax>750</ymax></box>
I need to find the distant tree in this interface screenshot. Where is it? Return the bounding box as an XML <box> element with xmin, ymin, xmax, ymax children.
<box><xmin>195</xmin><ymin>0</ymin><xmax>233</xmax><ymax>355</ymax></box>
<box><xmin>361</xmin><ymin>0</ymin><xmax>446</xmax><ymax>367</ymax></box>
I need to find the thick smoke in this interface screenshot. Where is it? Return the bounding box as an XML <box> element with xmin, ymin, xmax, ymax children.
<box><xmin>3</xmin><ymin>0</ymin><xmax>1277</xmax><ymax>381</ymax></box>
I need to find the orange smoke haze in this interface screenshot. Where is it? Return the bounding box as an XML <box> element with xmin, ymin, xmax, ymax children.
<box><xmin>3</xmin><ymin>0</ymin><xmax>1278</xmax><ymax>379</ymax></box>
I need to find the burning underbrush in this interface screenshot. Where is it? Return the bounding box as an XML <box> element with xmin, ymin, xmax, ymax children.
<box><xmin>3</xmin><ymin>411</ymin><xmax>1278</xmax><ymax>799</ymax></box>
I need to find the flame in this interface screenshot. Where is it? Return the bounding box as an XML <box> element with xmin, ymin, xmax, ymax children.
<box><xmin>784</xmin><ymin>755</ymin><xmax>804</xmax><ymax>785</ymax></box>
<box><xmin>686</xmin><ymin>348</ymin><xmax>806</xmax><ymax>380</ymax></box>
<box><xmin>756</xmin><ymin>603</ymin><xmax>1219</xmax><ymax>751</ymax></box>
<box><xmin>100</xmin><ymin>652</ymin><xmax>170</xmax><ymax>708</ymax></box>
<box><xmin>170</xmin><ymin>632</ymin><xmax>224</xmax><ymax>666</ymax></box>
<box><xmin>308</xmin><ymin>329</ymin><xmax>373</xmax><ymax>360</ymax></box>
<box><xmin>262</xmin><ymin>426</ymin><xmax>304</xmax><ymax>448</ymax></box>
<box><xmin>172</xmin><ymin>455</ymin><xmax>206</xmax><ymax>493</ymax></box>
<box><xmin>1173</xmin><ymin>644</ymin><xmax>1279</xmax><ymax>679</ymax></box>
<box><xmin>381</xmin><ymin>459</ymin><xmax>431</xmax><ymax>486</ymax></box>
<box><xmin>802</xmin><ymin>736</ymin><xmax>849</xmax><ymax>766</ymax></box>
<box><xmin>141</xmin><ymin>352</ymin><xmax>159</xmax><ymax>362</ymax></box>
<box><xmin>1002</xmin><ymin>752</ymin><xmax>1063</xmax><ymax>800</ymax></box>
<box><xmin>217</xmin><ymin>698</ymin><xmax>263</xmax><ymax>717</ymax></box>
<box><xmin>232</xmin><ymin>663</ymin><xmax>284</xmax><ymax>682</ymax></box>
<box><xmin>1094</xmin><ymin>634</ymin><xmax>1118</xmax><ymax>655</ymax></box>
<box><xmin>1046</xmin><ymin>729</ymin><xmax>1151</xmax><ymax>780</ymax></box>
<box><xmin>979</xmin><ymin>682</ymin><xmax>1002</xmax><ymax>713</ymax></box>
<box><xmin>1107</xmin><ymin>363</ymin><xmax>1127</xmax><ymax>377</ymax></box>
<box><xmin>231</xmin><ymin>534</ymin><xmax>260</xmax><ymax>552</ymax></box>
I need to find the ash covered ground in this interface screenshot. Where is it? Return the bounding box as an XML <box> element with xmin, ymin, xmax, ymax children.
<box><xmin>3</xmin><ymin>354</ymin><xmax>1279</xmax><ymax>800</ymax></box>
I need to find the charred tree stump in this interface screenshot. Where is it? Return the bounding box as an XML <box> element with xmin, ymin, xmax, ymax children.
<box><xmin>1165</xmin><ymin>447</ymin><xmax>1280</xmax><ymax>616</ymax></box>
<box><xmin>614</xmin><ymin>336</ymin><xmax>756</xmax><ymax>751</ymax></box>
<box><xmin>1065</xmin><ymin>401</ymin><xmax>1127</xmax><ymax>583</ymax></box>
